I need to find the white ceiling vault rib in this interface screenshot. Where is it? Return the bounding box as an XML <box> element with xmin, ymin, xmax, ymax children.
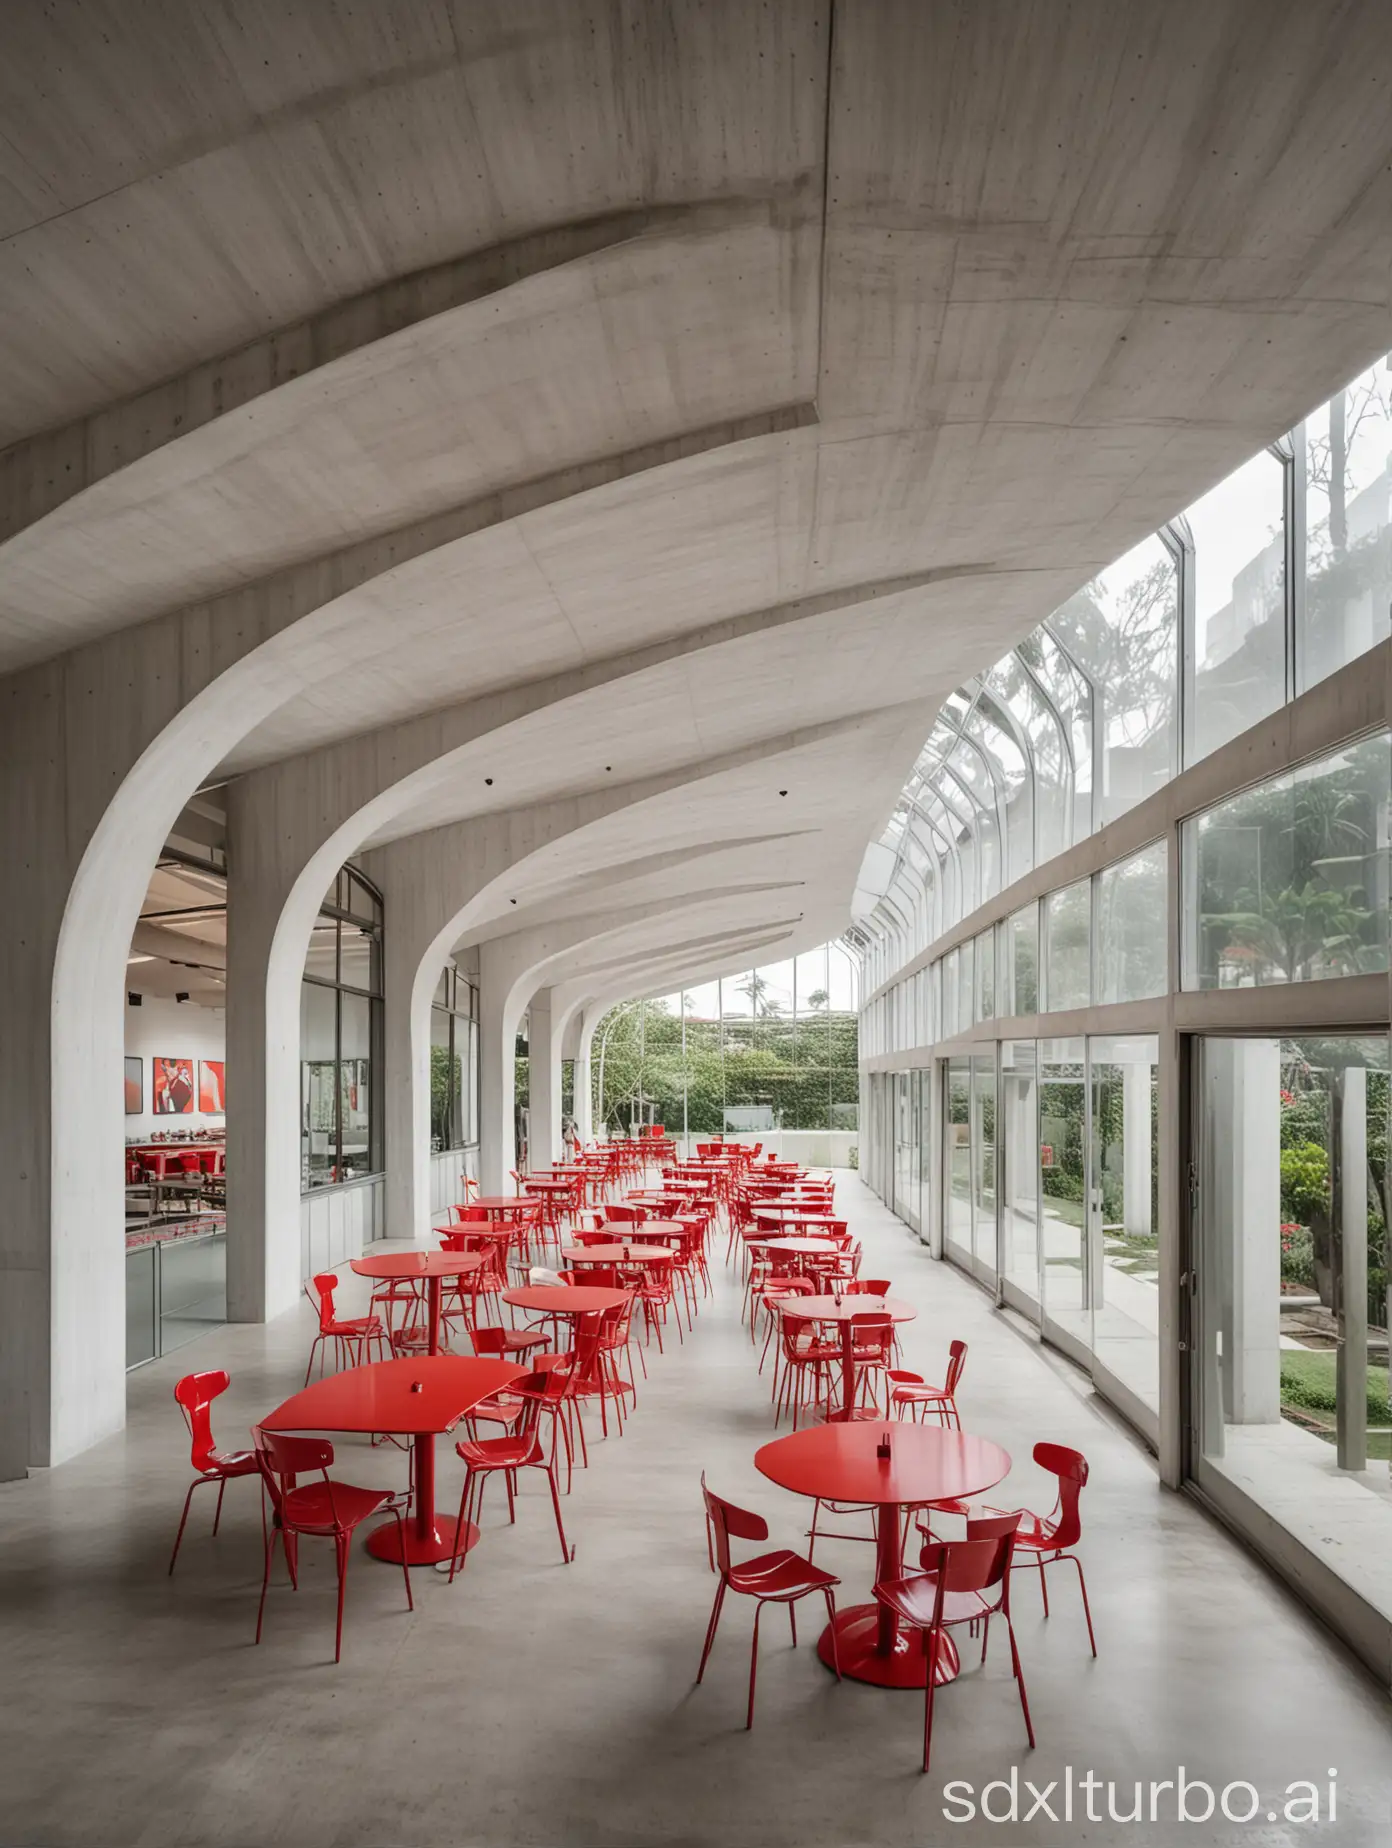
<box><xmin>5</xmin><ymin>0</ymin><xmax>1392</xmax><ymax>1005</ymax></box>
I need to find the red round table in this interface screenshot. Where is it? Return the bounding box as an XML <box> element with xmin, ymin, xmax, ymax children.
<box><xmin>776</xmin><ymin>1293</ymin><xmax>916</xmax><ymax>1419</ymax></box>
<box><xmin>469</xmin><ymin>1195</ymin><xmax>541</xmax><ymax>1218</ymax></box>
<box><xmin>350</xmin><ymin>1249</ymin><xmax>483</xmax><ymax>1354</ymax></box>
<box><xmin>502</xmin><ymin>1284</ymin><xmax>631</xmax><ymax>1322</ymax></box>
<box><xmin>561</xmin><ymin>1242</ymin><xmax>672</xmax><ymax>1266</ymax></box>
<box><xmin>262</xmin><ymin>1354</ymin><xmax>524</xmax><ymax>1567</ymax></box>
<box><xmin>756</xmin><ymin>1422</ymin><xmax>1010</xmax><ymax>1688</ymax></box>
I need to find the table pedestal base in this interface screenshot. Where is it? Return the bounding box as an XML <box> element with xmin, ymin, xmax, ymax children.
<box><xmin>816</xmin><ymin>1604</ymin><xmax>960</xmax><ymax>1688</ymax></box>
<box><xmin>366</xmin><ymin>1515</ymin><xmax>479</xmax><ymax>1567</ymax></box>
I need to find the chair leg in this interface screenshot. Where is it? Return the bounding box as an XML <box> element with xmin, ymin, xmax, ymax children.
<box><xmin>746</xmin><ymin>1600</ymin><xmax>764</xmax><ymax>1730</ymax></box>
<box><xmin>168</xmin><ymin>1479</ymin><xmax>200</xmax><ymax>1575</ymax></box>
<box><xmin>788</xmin><ymin>1599</ymin><xmax>797</xmax><ymax>1646</ymax></box>
<box><xmin>392</xmin><ymin>1509</ymin><xmax>415</xmax><ymax>1613</ymax></box>
<box><xmin>334</xmin><ymin>1535</ymin><xmax>348</xmax><ymax>1664</ymax></box>
<box><xmin>1037</xmin><ymin>1554</ymin><xmax>1051</xmax><ymax>1617</ymax></box>
<box><xmin>1066</xmin><ymin>1554</ymin><xmax>1098</xmax><ymax>1654</ymax></box>
<box><xmin>1006</xmin><ymin>1614</ymin><xmax>1036</xmax><ymax>1747</ymax></box>
<box><xmin>696</xmin><ymin>1580</ymin><xmax>727</xmax><ymax>1682</ymax></box>
<box><xmin>212</xmin><ymin>1476</ymin><xmax>227</xmax><ymax>1536</ymax></box>
<box><xmin>806</xmin><ymin>1497</ymin><xmax>822</xmax><ymax>1564</ymax></box>
<box><xmin>543</xmin><ymin>1464</ymin><xmax>571</xmax><ymax>1562</ymax></box>
<box><xmin>255</xmin><ymin>1526</ymin><xmax>278</xmax><ymax>1644</ymax></box>
<box><xmin>448</xmin><ymin>1469</ymin><xmax>475</xmax><ymax>1583</ymax></box>
<box><xmin>922</xmin><ymin>1628</ymin><xmax>941</xmax><ymax>1773</ymax></box>
<box><xmin>822</xmin><ymin>1588</ymin><xmax>841</xmax><ymax>1679</ymax></box>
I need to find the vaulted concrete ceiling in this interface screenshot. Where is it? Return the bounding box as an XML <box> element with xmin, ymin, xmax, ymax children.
<box><xmin>4</xmin><ymin>0</ymin><xmax>1392</xmax><ymax>1000</ymax></box>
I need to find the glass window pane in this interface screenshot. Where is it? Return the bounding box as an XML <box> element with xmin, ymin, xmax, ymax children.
<box><xmin>972</xmin><ymin>1052</ymin><xmax>997</xmax><ymax>1279</ymax></box>
<box><xmin>304</xmin><ymin>916</ymin><xmax>338</xmax><ymax>984</ymax></box>
<box><xmin>1001</xmin><ymin>1041</ymin><xmax>1040</xmax><ymax>1304</ymax></box>
<box><xmin>300</xmin><ymin>980</ymin><xmax>338</xmax><ymax>1190</ymax></box>
<box><xmin>945</xmin><ymin>1057</ymin><xmax>972</xmax><ymax>1263</ymax></box>
<box><xmin>338</xmin><ymin>992</ymin><xmax>373</xmax><ymax>1181</ymax></box>
<box><xmin>1051</xmin><ymin>534</ymin><xmax>1178</xmax><ymax>829</ymax></box>
<box><xmin>1302</xmin><ymin>356</ymin><xmax>1392</xmax><ymax>690</ymax></box>
<box><xmin>974</xmin><ymin>928</ymin><xmax>995</xmax><ymax>1021</ymax></box>
<box><xmin>1040</xmin><ymin>1037</ymin><xmax>1088</xmax><ymax>1343</ymax></box>
<box><xmin>1189</xmin><ymin>451</ymin><xmax>1287</xmax><ymax>763</ymax></box>
<box><xmin>1183</xmin><ymin>732</ymin><xmax>1391</xmax><ymax>990</ymax></box>
<box><xmin>1044</xmin><ymin>881</ymin><xmax>1091</xmax><ymax>1012</ymax></box>
<box><xmin>1096</xmin><ymin>842</ymin><xmax>1168</xmax><ymax>1003</ymax></box>
<box><xmin>431</xmin><ymin>1007</ymin><xmax>462</xmax><ymax>1151</ymax></box>
<box><xmin>1005</xmin><ymin>903</ymin><xmax>1039</xmax><ymax>1016</ymax></box>
<box><xmin>1091</xmin><ymin>1033</ymin><xmax>1160</xmax><ymax>1412</ymax></box>
<box><xmin>337</xmin><ymin>920</ymin><xmax>379</xmax><ymax>994</ymax></box>
<box><xmin>942</xmin><ymin>947</ymin><xmax>960</xmax><ymax>1038</ymax></box>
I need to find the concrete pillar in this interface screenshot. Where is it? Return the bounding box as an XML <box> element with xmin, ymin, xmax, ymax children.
<box><xmin>1336</xmin><ymin>1065</ymin><xmax>1368</xmax><ymax>1471</ymax></box>
<box><xmin>477</xmin><ymin>939</ymin><xmax>520</xmax><ymax>1194</ymax></box>
<box><xmin>381</xmin><ymin>910</ymin><xmax>433</xmax><ymax>1243</ymax></box>
<box><xmin>526</xmin><ymin>987</ymin><xmax>562</xmax><ymax>1169</ymax></box>
<box><xmin>573</xmin><ymin>1010</ymin><xmax>599</xmax><ymax>1144</ymax></box>
<box><xmin>1122</xmin><ymin>1058</ymin><xmax>1153</xmax><ymax>1240</ymax></box>
<box><xmin>1203</xmin><ymin>1038</ymin><xmax>1282</xmax><ymax>1432</ymax></box>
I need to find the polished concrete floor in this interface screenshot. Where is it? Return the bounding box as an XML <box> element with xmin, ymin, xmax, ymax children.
<box><xmin>3</xmin><ymin>1176</ymin><xmax>1391</xmax><ymax>1847</ymax></box>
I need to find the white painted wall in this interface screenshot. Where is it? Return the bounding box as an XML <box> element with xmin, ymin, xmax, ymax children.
<box><xmin>123</xmin><ymin>996</ymin><xmax>225</xmax><ymax>1141</ymax></box>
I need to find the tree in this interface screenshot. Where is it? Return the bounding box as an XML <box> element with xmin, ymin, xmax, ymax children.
<box><xmin>804</xmin><ymin>988</ymin><xmax>828</xmax><ymax>1011</ymax></box>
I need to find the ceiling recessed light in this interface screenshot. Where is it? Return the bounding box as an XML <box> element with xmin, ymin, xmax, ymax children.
<box><xmin>485</xmin><ymin>777</ymin><xmax>494</xmax><ymax>786</ymax></box>
<box><xmin>779</xmin><ymin>789</ymin><xmax>788</xmax><ymax>797</ymax></box>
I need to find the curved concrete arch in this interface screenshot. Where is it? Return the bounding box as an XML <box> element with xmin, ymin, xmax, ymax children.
<box><xmin>0</xmin><ymin>194</ymin><xmax>807</xmax><ymax>557</ymax></box>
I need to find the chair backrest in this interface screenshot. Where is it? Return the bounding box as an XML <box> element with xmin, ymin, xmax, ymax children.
<box><xmin>174</xmin><ymin>1369</ymin><xmax>231</xmax><ymax>1471</ymax></box>
<box><xmin>307</xmin><ymin>1272</ymin><xmax>340</xmax><ymax>1332</ymax></box>
<box><xmin>470</xmin><ymin>1325</ymin><xmax>508</xmax><ymax>1358</ymax></box>
<box><xmin>849</xmin><ymin>1308</ymin><xmax>894</xmax><ymax>1356</ymax></box>
<box><xmin>573</xmin><ymin>1228</ymin><xmax>612</xmax><ymax>1247</ymax></box>
<box><xmin>256</xmin><ymin>1429</ymin><xmax>340</xmax><ymax>1526</ymax></box>
<box><xmin>451</xmin><ymin>1204</ymin><xmax>488</xmax><ymax>1223</ymax></box>
<box><xmin>944</xmin><ymin>1338</ymin><xmax>968</xmax><ymax>1396</ymax></box>
<box><xmin>1034</xmin><ymin>1441</ymin><xmax>1089</xmax><ymax>1547</ymax></box>
<box><xmin>605</xmin><ymin>1204</ymin><xmax>646</xmax><ymax>1225</ymax></box>
<box><xmin>849</xmin><ymin>1278</ymin><xmax>891</xmax><ymax>1295</ymax></box>
<box><xmin>700</xmin><ymin>1471</ymin><xmax>768</xmax><ymax>1576</ymax></box>
<box><xmin>917</xmin><ymin>1514</ymin><xmax>1020</xmax><ymax>1615</ymax></box>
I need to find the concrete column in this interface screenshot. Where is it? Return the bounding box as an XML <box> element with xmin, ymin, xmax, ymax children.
<box><xmin>573</xmin><ymin>1010</ymin><xmax>599</xmax><ymax>1144</ymax></box>
<box><xmin>381</xmin><ymin>907</ymin><xmax>433</xmax><ymax>1242</ymax></box>
<box><xmin>1204</xmin><ymin>1038</ymin><xmax>1282</xmax><ymax>1430</ymax></box>
<box><xmin>526</xmin><ymin>987</ymin><xmax>562</xmax><ymax>1169</ymax></box>
<box><xmin>1336</xmin><ymin>1065</ymin><xmax>1368</xmax><ymax>1471</ymax></box>
<box><xmin>1122</xmin><ymin>1059</ymin><xmax>1153</xmax><ymax>1240</ymax></box>
<box><xmin>477</xmin><ymin>939</ymin><xmax>520</xmax><ymax>1194</ymax></box>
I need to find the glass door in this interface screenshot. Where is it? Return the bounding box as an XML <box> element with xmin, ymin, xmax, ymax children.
<box><xmin>971</xmin><ymin>1051</ymin><xmax>998</xmax><ymax>1285</ymax></box>
<box><xmin>1000</xmin><ymin>1040</ymin><xmax>1041</xmax><ymax>1311</ymax></box>
<box><xmin>918</xmin><ymin>1063</ymin><xmax>935</xmax><ymax>1245</ymax></box>
<box><xmin>1089</xmin><ymin>1035</ymin><xmax>1160</xmax><ymax>1416</ymax></box>
<box><xmin>1039</xmin><ymin>1037</ymin><xmax>1089</xmax><ymax>1361</ymax></box>
<box><xmin>944</xmin><ymin>1057</ymin><xmax>973</xmax><ymax>1267</ymax></box>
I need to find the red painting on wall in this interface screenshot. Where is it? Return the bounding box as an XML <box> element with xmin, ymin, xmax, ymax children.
<box><xmin>152</xmin><ymin>1056</ymin><xmax>194</xmax><ymax>1115</ymax></box>
<box><xmin>199</xmin><ymin>1060</ymin><xmax>226</xmax><ymax>1113</ymax></box>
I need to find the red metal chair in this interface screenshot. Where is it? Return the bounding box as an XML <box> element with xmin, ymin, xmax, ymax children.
<box><xmin>873</xmin><ymin>1513</ymin><xmax>1034</xmax><ymax>1772</ymax></box>
<box><xmin>697</xmin><ymin>1473</ymin><xmax>840</xmax><ymax>1729</ymax></box>
<box><xmin>447</xmin><ymin>1371</ymin><xmax>573</xmax><ymax>1578</ymax></box>
<box><xmin>168</xmin><ymin>1370</ymin><xmax>258</xmax><ymax>1574</ymax></box>
<box><xmin>253</xmin><ymin>1430</ymin><xmax>413</xmax><ymax>1663</ymax></box>
<box><xmin>996</xmin><ymin>1443</ymin><xmax>1096</xmax><ymax>1653</ymax></box>
<box><xmin>302</xmin><ymin>1273</ymin><xmax>389</xmax><ymax>1384</ymax></box>
<box><xmin>889</xmin><ymin>1339</ymin><xmax>967</xmax><ymax>1427</ymax></box>
<box><xmin>603</xmin><ymin>1203</ymin><xmax>647</xmax><ymax>1227</ymax></box>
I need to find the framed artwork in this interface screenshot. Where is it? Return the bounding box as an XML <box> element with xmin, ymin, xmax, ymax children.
<box><xmin>198</xmin><ymin>1059</ymin><xmax>225</xmax><ymax>1113</ymax></box>
<box><xmin>124</xmin><ymin>1057</ymin><xmax>142</xmax><ymax>1115</ymax></box>
<box><xmin>152</xmin><ymin>1056</ymin><xmax>194</xmax><ymax>1115</ymax></box>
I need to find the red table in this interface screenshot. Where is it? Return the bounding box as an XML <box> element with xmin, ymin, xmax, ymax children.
<box><xmin>262</xmin><ymin>1354</ymin><xmax>524</xmax><ymax>1567</ymax></box>
<box><xmin>349</xmin><ymin>1249</ymin><xmax>483</xmax><ymax>1353</ymax></box>
<box><xmin>777</xmin><ymin>1293</ymin><xmax>916</xmax><ymax>1419</ymax></box>
<box><xmin>470</xmin><ymin>1196</ymin><xmax>541</xmax><ymax>1218</ymax></box>
<box><xmin>502</xmin><ymin>1284</ymin><xmax>630</xmax><ymax>1316</ymax></box>
<box><xmin>560</xmin><ymin>1242</ymin><xmax>673</xmax><ymax>1267</ymax></box>
<box><xmin>756</xmin><ymin>1422</ymin><xmax>1010</xmax><ymax>1688</ymax></box>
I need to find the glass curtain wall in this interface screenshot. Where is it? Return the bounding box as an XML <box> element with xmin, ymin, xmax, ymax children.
<box><xmin>300</xmin><ymin>868</ymin><xmax>384</xmax><ymax>1191</ymax></box>
<box><xmin>589</xmin><ymin>943</ymin><xmax>860</xmax><ymax>1139</ymax></box>
<box><xmin>1196</xmin><ymin>1035</ymin><xmax>1392</xmax><ymax>1554</ymax></box>
<box><xmin>861</xmin><ymin>350</ymin><xmax>1391</xmax><ymax>978</ymax></box>
<box><xmin>430</xmin><ymin>966</ymin><xmax>478</xmax><ymax>1153</ymax></box>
